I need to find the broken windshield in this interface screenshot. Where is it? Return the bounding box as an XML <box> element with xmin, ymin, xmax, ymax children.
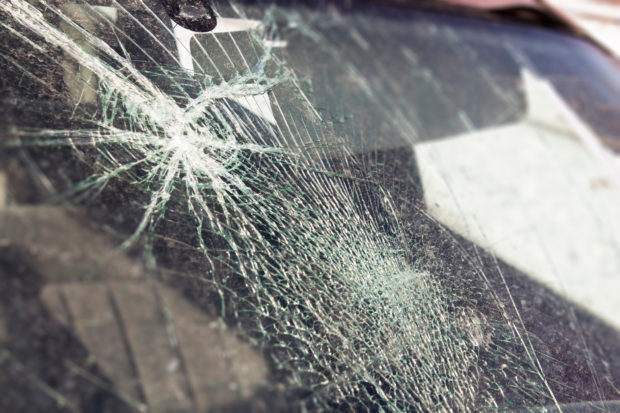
<box><xmin>1</xmin><ymin>1</ymin><xmax>620</xmax><ymax>412</ymax></box>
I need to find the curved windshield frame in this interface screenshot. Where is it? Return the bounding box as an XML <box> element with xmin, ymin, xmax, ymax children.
<box><xmin>1</xmin><ymin>1</ymin><xmax>620</xmax><ymax>411</ymax></box>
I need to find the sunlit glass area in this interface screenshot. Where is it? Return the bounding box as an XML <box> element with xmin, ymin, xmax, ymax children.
<box><xmin>1</xmin><ymin>1</ymin><xmax>620</xmax><ymax>412</ymax></box>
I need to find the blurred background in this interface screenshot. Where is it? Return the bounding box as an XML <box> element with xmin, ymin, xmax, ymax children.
<box><xmin>548</xmin><ymin>0</ymin><xmax>620</xmax><ymax>56</ymax></box>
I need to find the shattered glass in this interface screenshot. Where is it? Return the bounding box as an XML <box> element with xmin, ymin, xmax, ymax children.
<box><xmin>1</xmin><ymin>0</ymin><xmax>620</xmax><ymax>411</ymax></box>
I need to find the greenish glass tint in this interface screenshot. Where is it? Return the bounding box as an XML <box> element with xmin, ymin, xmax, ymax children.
<box><xmin>1</xmin><ymin>1</ymin><xmax>620</xmax><ymax>412</ymax></box>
